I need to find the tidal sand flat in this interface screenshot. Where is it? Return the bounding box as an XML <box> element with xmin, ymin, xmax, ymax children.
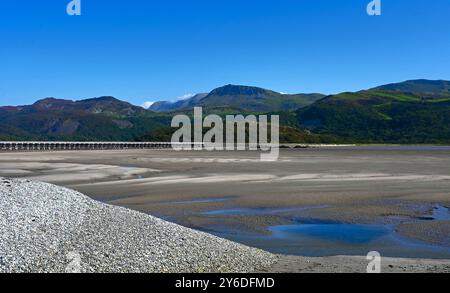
<box><xmin>0</xmin><ymin>146</ymin><xmax>449</xmax><ymax>268</ymax></box>
<box><xmin>1</xmin><ymin>177</ymin><xmax>449</xmax><ymax>273</ymax></box>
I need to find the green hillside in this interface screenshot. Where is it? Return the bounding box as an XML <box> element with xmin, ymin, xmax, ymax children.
<box><xmin>150</xmin><ymin>85</ymin><xmax>324</xmax><ymax>112</ymax></box>
<box><xmin>2</xmin><ymin>80</ymin><xmax>450</xmax><ymax>144</ymax></box>
<box><xmin>296</xmin><ymin>89</ymin><xmax>450</xmax><ymax>143</ymax></box>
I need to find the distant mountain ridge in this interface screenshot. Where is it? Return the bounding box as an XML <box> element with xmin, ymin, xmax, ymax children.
<box><xmin>150</xmin><ymin>84</ymin><xmax>325</xmax><ymax>112</ymax></box>
<box><xmin>28</xmin><ymin>96</ymin><xmax>147</xmax><ymax>116</ymax></box>
<box><xmin>370</xmin><ymin>79</ymin><xmax>450</xmax><ymax>98</ymax></box>
<box><xmin>150</xmin><ymin>93</ymin><xmax>208</xmax><ymax>112</ymax></box>
<box><xmin>2</xmin><ymin>79</ymin><xmax>450</xmax><ymax>143</ymax></box>
<box><xmin>0</xmin><ymin>96</ymin><xmax>170</xmax><ymax>141</ymax></box>
<box><xmin>296</xmin><ymin>79</ymin><xmax>450</xmax><ymax>143</ymax></box>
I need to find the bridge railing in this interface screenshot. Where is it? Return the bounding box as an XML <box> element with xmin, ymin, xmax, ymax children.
<box><xmin>0</xmin><ymin>141</ymin><xmax>176</xmax><ymax>151</ymax></box>
<box><xmin>0</xmin><ymin>141</ymin><xmax>333</xmax><ymax>152</ymax></box>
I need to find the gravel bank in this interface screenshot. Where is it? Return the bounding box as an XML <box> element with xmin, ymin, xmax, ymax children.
<box><xmin>0</xmin><ymin>178</ymin><xmax>276</xmax><ymax>273</ymax></box>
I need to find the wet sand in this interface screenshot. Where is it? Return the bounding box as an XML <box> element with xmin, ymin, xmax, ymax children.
<box><xmin>1</xmin><ymin>147</ymin><xmax>449</xmax><ymax>268</ymax></box>
<box><xmin>265</xmin><ymin>255</ymin><xmax>450</xmax><ymax>273</ymax></box>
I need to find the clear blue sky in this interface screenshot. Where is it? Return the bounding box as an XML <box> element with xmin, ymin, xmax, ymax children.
<box><xmin>1</xmin><ymin>0</ymin><xmax>449</xmax><ymax>107</ymax></box>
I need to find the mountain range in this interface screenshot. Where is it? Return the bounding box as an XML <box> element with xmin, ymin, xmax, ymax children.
<box><xmin>295</xmin><ymin>80</ymin><xmax>450</xmax><ymax>143</ymax></box>
<box><xmin>0</xmin><ymin>96</ymin><xmax>172</xmax><ymax>141</ymax></box>
<box><xmin>1</xmin><ymin>79</ymin><xmax>450</xmax><ymax>143</ymax></box>
<box><xmin>150</xmin><ymin>85</ymin><xmax>324</xmax><ymax>112</ymax></box>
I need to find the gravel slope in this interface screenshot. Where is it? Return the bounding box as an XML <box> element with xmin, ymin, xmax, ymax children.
<box><xmin>0</xmin><ymin>178</ymin><xmax>276</xmax><ymax>273</ymax></box>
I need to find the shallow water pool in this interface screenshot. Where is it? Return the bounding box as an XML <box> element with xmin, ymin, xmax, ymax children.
<box><xmin>269</xmin><ymin>224</ymin><xmax>389</xmax><ymax>244</ymax></box>
<box><xmin>204</xmin><ymin>205</ymin><xmax>450</xmax><ymax>259</ymax></box>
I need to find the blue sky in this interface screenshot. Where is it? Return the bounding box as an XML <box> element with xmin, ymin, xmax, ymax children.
<box><xmin>1</xmin><ymin>0</ymin><xmax>449</xmax><ymax>107</ymax></box>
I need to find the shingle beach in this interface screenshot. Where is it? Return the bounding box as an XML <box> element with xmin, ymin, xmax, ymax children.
<box><xmin>0</xmin><ymin>178</ymin><xmax>276</xmax><ymax>273</ymax></box>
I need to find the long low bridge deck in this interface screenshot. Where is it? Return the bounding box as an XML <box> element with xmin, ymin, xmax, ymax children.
<box><xmin>0</xmin><ymin>141</ymin><xmax>353</xmax><ymax>151</ymax></box>
<box><xmin>0</xmin><ymin>141</ymin><xmax>173</xmax><ymax>151</ymax></box>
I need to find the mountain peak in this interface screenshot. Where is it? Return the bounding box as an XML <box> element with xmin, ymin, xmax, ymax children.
<box><xmin>82</xmin><ymin>96</ymin><xmax>121</xmax><ymax>103</ymax></box>
<box><xmin>149</xmin><ymin>84</ymin><xmax>324</xmax><ymax>112</ymax></box>
<box><xmin>33</xmin><ymin>97</ymin><xmax>71</xmax><ymax>104</ymax></box>
<box><xmin>208</xmin><ymin>84</ymin><xmax>273</xmax><ymax>97</ymax></box>
<box><xmin>31</xmin><ymin>98</ymin><xmax>74</xmax><ymax>110</ymax></box>
<box><xmin>371</xmin><ymin>79</ymin><xmax>450</xmax><ymax>96</ymax></box>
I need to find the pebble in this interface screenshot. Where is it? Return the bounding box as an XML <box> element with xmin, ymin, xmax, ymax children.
<box><xmin>0</xmin><ymin>178</ymin><xmax>276</xmax><ymax>273</ymax></box>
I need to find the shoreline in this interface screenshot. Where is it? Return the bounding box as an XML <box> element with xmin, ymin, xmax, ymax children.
<box><xmin>1</xmin><ymin>177</ymin><xmax>450</xmax><ymax>273</ymax></box>
<box><xmin>265</xmin><ymin>255</ymin><xmax>450</xmax><ymax>273</ymax></box>
<box><xmin>0</xmin><ymin>148</ymin><xmax>449</xmax><ymax>267</ymax></box>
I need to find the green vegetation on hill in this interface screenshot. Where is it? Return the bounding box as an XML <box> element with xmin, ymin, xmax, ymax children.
<box><xmin>0</xmin><ymin>97</ymin><xmax>172</xmax><ymax>141</ymax></box>
<box><xmin>150</xmin><ymin>84</ymin><xmax>324</xmax><ymax>112</ymax></box>
<box><xmin>371</xmin><ymin>79</ymin><xmax>450</xmax><ymax>98</ymax></box>
<box><xmin>2</xmin><ymin>80</ymin><xmax>450</xmax><ymax>144</ymax></box>
<box><xmin>296</xmin><ymin>89</ymin><xmax>450</xmax><ymax>144</ymax></box>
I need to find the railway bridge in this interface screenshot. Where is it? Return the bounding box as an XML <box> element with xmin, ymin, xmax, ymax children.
<box><xmin>0</xmin><ymin>141</ymin><xmax>173</xmax><ymax>151</ymax></box>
